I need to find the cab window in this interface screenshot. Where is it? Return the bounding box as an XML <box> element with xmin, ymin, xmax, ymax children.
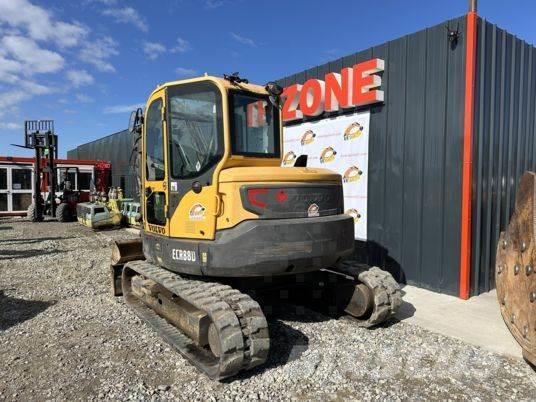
<box><xmin>168</xmin><ymin>82</ymin><xmax>223</xmax><ymax>179</ymax></box>
<box><xmin>146</xmin><ymin>99</ymin><xmax>165</xmax><ymax>181</ymax></box>
<box><xmin>230</xmin><ymin>91</ymin><xmax>280</xmax><ymax>157</ymax></box>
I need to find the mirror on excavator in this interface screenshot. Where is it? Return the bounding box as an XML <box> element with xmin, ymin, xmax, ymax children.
<box><xmin>128</xmin><ymin>107</ymin><xmax>144</xmax><ymax>134</ymax></box>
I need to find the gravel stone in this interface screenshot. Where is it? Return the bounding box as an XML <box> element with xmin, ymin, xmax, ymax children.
<box><xmin>0</xmin><ymin>218</ymin><xmax>535</xmax><ymax>401</ymax></box>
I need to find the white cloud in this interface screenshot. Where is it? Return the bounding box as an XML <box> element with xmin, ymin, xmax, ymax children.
<box><xmin>0</xmin><ymin>54</ymin><xmax>22</xmax><ymax>82</ymax></box>
<box><xmin>76</xmin><ymin>93</ymin><xmax>94</xmax><ymax>103</ymax></box>
<box><xmin>0</xmin><ymin>0</ymin><xmax>126</xmax><ymax>115</ymax></box>
<box><xmin>0</xmin><ymin>0</ymin><xmax>88</xmax><ymax>47</ymax></box>
<box><xmin>102</xmin><ymin>7</ymin><xmax>148</xmax><ymax>32</ymax></box>
<box><xmin>0</xmin><ymin>122</ymin><xmax>22</xmax><ymax>130</ymax></box>
<box><xmin>79</xmin><ymin>36</ymin><xmax>119</xmax><ymax>73</ymax></box>
<box><xmin>2</xmin><ymin>35</ymin><xmax>64</xmax><ymax>74</ymax></box>
<box><xmin>143</xmin><ymin>41</ymin><xmax>166</xmax><ymax>60</ymax></box>
<box><xmin>66</xmin><ymin>69</ymin><xmax>94</xmax><ymax>87</ymax></box>
<box><xmin>205</xmin><ymin>0</ymin><xmax>224</xmax><ymax>8</ymax></box>
<box><xmin>171</xmin><ymin>37</ymin><xmax>191</xmax><ymax>53</ymax></box>
<box><xmin>175</xmin><ymin>67</ymin><xmax>197</xmax><ymax>77</ymax></box>
<box><xmin>21</xmin><ymin>80</ymin><xmax>53</xmax><ymax>95</ymax></box>
<box><xmin>0</xmin><ymin>81</ymin><xmax>53</xmax><ymax>113</ymax></box>
<box><xmin>230</xmin><ymin>32</ymin><xmax>256</xmax><ymax>47</ymax></box>
<box><xmin>103</xmin><ymin>103</ymin><xmax>144</xmax><ymax>114</ymax></box>
<box><xmin>0</xmin><ymin>90</ymin><xmax>28</xmax><ymax>110</ymax></box>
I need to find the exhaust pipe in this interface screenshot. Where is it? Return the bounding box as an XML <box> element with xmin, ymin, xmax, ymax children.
<box><xmin>469</xmin><ymin>0</ymin><xmax>477</xmax><ymax>12</ymax></box>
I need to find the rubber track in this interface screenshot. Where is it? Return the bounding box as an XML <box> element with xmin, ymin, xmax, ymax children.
<box><xmin>122</xmin><ymin>260</ymin><xmax>269</xmax><ymax>379</ymax></box>
<box><xmin>334</xmin><ymin>261</ymin><xmax>403</xmax><ymax>327</ymax></box>
<box><xmin>211</xmin><ymin>287</ymin><xmax>270</xmax><ymax>370</ymax></box>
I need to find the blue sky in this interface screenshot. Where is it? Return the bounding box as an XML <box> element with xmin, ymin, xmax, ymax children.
<box><xmin>0</xmin><ymin>0</ymin><xmax>535</xmax><ymax>157</ymax></box>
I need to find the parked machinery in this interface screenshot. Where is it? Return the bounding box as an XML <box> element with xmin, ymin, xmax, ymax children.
<box><xmin>77</xmin><ymin>188</ymin><xmax>130</xmax><ymax>229</ymax></box>
<box><xmin>55</xmin><ymin>167</ymin><xmax>89</xmax><ymax>222</ymax></box>
<box><xmin>77</xmin><ymin>202</ymin><xmax>122</xmax><ymax>229</ymax></box>
<box><xmin>495</xmin><ymin>172</ymin><xmax>536</xmax><ymax>366</ymax></box>
<box><xmin>16</xmin><ymin>120</ymin><xmax>58</xmax><ymax>222</ymax></box>
<box><xmin>110</xmin><ymin>74</ymin><xmax>402</xmax><ymax>379</ymax></box>
<box><xmin>14</xmin><ymin>121</ymin><xmax>112</xmax><ymax>222</ymax></box>
<box><xmin>31</xmin><ymin>163</ymin><xmax>111</xmax><ymax>223</ymax></box>
<box><xmin>121</xmin><ymin>200</ymin><xmax>142</xmax><ymax>227</ymax></box>
<box><xmin>78</xmin><ymin>186</ymin><xmax>143</xmax><ymax>229</ymax></box>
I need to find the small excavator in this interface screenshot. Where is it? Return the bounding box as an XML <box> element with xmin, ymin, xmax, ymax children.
<box><xmin>111</xmin><ymin>73</ymin><xmax>402</xmax><ymax>379</ymax></box>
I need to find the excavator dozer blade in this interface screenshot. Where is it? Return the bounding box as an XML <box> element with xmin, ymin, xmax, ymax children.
<box><xmin>110</xmin><ymin>238</ymin><xmax>144</xmax><ymax>296</ymax></box>
<box><xmin>496</xmin><ymin>171</ymin><xmax>536</xmax><ymax>366</ymax></box>
<box><xmin>111</xmin><ymin>238</ymin><xmax>144</xmax><ymax>265</ymax></box>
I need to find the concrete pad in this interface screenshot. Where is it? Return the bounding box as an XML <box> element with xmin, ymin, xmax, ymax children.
<box><xmin>396</xmin><ymin>285</ymin><xmax>523</xmax><ymax>360</ymax></box>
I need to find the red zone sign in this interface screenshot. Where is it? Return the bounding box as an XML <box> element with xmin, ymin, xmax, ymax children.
<box><xmin>282</xmin><ymin>58</ymin><xmax>385</xmax><ymax>122</ymax></box>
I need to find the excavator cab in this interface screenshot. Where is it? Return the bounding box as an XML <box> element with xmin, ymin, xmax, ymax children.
<box><xmin>135</xmin><ymin>75</ymin><xmax>354</xmax><ymax>276</ymax></box>
<box><xmin>112</xmin><ymin>75</ymin><xmax>402</xmax><ymax>380</ymax></box>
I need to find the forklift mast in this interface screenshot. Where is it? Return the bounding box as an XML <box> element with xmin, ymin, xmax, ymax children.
<box><xmin>24</xmin><ymin>120</ymin><xmax>58</xmax><ymax>220</ymax></box>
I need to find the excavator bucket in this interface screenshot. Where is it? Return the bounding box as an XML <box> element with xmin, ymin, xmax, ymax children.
<box><xmin>110</xmin><ymin>238</ymin><xmax>144</xmax><ymax>296</ymax></box>
<box><xmin>496</xmin><ymin>171</ymin><xmax>536</xmax><ymax>366</ymax></box>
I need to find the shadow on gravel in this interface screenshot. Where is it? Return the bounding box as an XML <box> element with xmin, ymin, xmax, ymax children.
<box><xmin>0</xmin><ymin>248</ymin><xmax>66</xmax><ymax>260</ymax></box>
<box><xmin>0</xmin><ymin>236</ymin><xmax>73</xmax><ymax>244</ymax></box>
<box><xmin>0</xmin><ymin>226</ymin><xmax>12</xmax><ymax>231</ymax></box>
<box><xmin>0</xmin><ymin>290</ymin><xmax>56</xmax><ymax>331</ymax></box>
<box><xmin>223</xmin><ymin>319</ymin><xmax>309</xmax><ymax>382</ymax></box>
<box><xmin>264</xmin><ymin>298</ymin><xmax>408</xmax><ymax>329</ymax></box>
<box><xmin>0</xmin><ymin>219</ymin><xmax>28</xmax><ymax>224</ymax></box>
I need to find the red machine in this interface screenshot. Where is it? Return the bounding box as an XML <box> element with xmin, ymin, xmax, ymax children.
<box><xmin>48</xmin><ymin>162</ymin><xmax>112</xmax><ymax>222</ymax></box>
<box><xmin>0</xmin><ymin>156</ymin><xmax>111</xmax><ymax>219</ymax></box>
<box><xmin>5</xmin><ymin>120</ymin><xmax>112</xmax><ymax>221</ymax></box>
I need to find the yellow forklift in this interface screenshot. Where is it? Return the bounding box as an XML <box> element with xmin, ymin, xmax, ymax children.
<box><xmin>111</xmin><ymin>73</ymin><xmax>402</xmax><ymax>379</ymax></box>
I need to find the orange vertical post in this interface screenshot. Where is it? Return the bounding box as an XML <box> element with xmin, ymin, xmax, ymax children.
<box><xmin>459</xmin><ymin>10</ymin><xmax>478</xmax><ymax>299</ymax></box>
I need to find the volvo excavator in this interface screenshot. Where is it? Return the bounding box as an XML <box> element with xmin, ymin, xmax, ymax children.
<box><xmin>110</xmin><ymin>73</ymin><xmax>402</xmax><ymax>379</ymax></box>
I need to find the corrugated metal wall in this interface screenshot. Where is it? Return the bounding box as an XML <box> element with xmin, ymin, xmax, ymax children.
<box><xmin>471</xmin><ymin>18</ymin><xmax>536</xmax><ymax>295</ymax></box>
<box><xmin>277</xmin><ymin>16</ymin><xmax>467</xmax><ymax>295</ymax></box>
<box><xmin>67</xmin><ymin>130</ymin><xmax>139</xmax><ymax>200</ymax></box>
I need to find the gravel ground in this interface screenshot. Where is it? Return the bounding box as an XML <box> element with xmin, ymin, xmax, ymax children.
<box><xmin>0</xmin><ymin>218</ymin><xmax>535</xmax><ymax>401</ymax></box>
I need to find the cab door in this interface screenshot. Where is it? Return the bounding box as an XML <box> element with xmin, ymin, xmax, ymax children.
<box><xmin>143</xmin><ymin>89</ymin><xmax>169</xmax><ymax>236</ymax></box>
<box><xmin>166</xmin><ymin>80</ymin><xmax>225</xmax><ymax>240</ymax></box>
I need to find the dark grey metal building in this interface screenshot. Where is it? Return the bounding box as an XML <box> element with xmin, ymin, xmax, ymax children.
<box><xmin>277</xmin><ymin>16</ymin><xmax>467</xmax><ymax>296</ymax></box>
<box><xmin>67</xmin><ymin>129</ymin><xmax>139</xmax><ymax>200</ymax></box>
<box><xmin>471</xmin><ymin>20</ymin><xmax>536</xmax><ymax>296</ymax></box>
<box><xmin>68</xmin><ymin>12</ymin><xmax>536</xmax><ymax>298</ymax></box>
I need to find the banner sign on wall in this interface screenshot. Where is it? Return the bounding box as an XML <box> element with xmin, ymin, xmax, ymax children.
<box><xmin>282</xmin><ymin>59</ymin><xmax>385</xmax><ymax>122</ymax></box>
<box><xmin>282</xmin><ymin>111</ymin><xmax>370</xmax><ymax>240</ymax></box>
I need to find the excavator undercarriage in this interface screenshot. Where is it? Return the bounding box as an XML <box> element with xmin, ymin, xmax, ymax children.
<box><xmin>111</xmin><ymin>239</ymin><xmax>402</xmax><ymax>379</ymax></box>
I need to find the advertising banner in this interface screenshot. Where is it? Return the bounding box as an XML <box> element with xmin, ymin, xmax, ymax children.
<box><xmin>282</xmin><ymin>112</ymin><xmax>370</xmax><ymax>240</ymax></box>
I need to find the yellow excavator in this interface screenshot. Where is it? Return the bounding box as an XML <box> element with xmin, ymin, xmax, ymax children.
<box><xmin>111</xmin><ymin>73</ymin><xmax>402</xmax><ymax>379</ymax></box>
